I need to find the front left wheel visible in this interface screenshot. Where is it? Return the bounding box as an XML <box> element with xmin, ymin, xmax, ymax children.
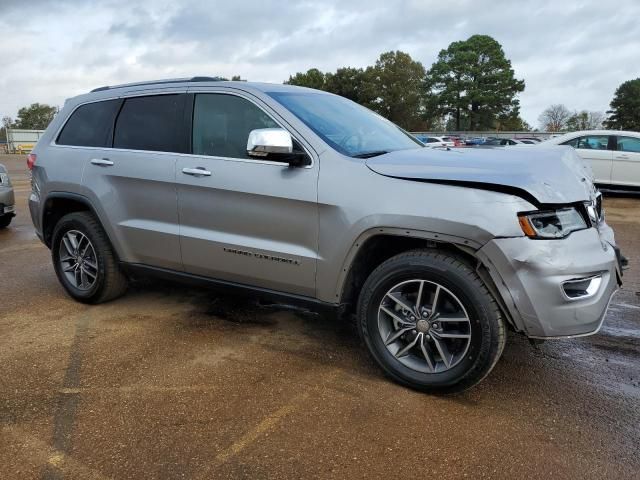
<box><xmin>52</xmin><ymin>212</ymin><xmax>128</xmax><ymax>304</ymax></box>
<box><xmin>357</xmin><ymin>250</ymin><xmax>506</xmax><ymax>393</ymax></box>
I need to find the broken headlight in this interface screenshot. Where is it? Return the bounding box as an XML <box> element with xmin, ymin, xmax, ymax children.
<box><xmin>518</xmin><ymin>207</ymin><xmax>588</xmax><ymax>239</ymax></box>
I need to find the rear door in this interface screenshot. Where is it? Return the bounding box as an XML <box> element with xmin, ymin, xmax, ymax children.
<box><xmin>81</xmin><ymin>91</ymin><xmax>186</xmax><ymax>270</ymax></box>
<box><xmin>611</xmin><ymin>136</ymin><xmax>640</xmax><ymax>188</ymax></box>
<box><xmin>561</xmin><ymin>135</ymin><xmax>614</xmax><ymax>184</ymax></box>
<box><xmin>175</xmin><ymin>91</ymin><xmax>319</xmax><ymax>297</ymax></box>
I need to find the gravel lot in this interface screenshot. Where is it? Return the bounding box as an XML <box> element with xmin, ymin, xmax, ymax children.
<box><xmin>1</xmin><ymin>153</ymin><xmax>638</xmax><ymax>479</ymax></box>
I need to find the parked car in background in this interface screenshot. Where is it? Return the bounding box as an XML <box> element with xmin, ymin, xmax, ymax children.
<box><xmin>516</xmin><ymin>139</ymin><xmax>539</xmax><ymax>145</ymax></box>
<box><xmin>542</xmin><ymin>130</ymin><xmax>640</xmax><ymax>189</ymax></box>
<box><xmin>423</xmin><ymin>136</ymin><xmax>455</xmax><ymax>148</ymax></box>
<box><xmin>0</xmin><ymin>163</ymin><xmax>16</xmax><ymax>229</ymax></box>
<box><xmin>517</xmin><ymin>137</ymin><xmax>543</xmax><ymax>143</ymax></box>
<box><xmin>483</xmin><ymin>138</ymin><xmax>528</xmax><ymax>146</ymax></box>
<box><xmin>465</xmin><ymin>137</ymin><xmax>489</xmax><ymax>145</ymax></box>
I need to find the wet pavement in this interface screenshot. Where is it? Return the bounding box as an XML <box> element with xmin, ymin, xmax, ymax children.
<box><xmin>0</xmin><ymin>154</ymin><xmax>638</xmax><ymax>479</ymax></box>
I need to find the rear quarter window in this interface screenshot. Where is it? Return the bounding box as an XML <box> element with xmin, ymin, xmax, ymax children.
<box><xmin>57</xmin><ymin>99</ymin><xmax>122</xmax><ymax>147</ymax></box>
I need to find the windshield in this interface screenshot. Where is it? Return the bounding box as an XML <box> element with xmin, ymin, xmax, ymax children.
<box><xmin>267</xmin><ymin>91</ymin><xmax>422</xmax><ymax>157</ymax></box>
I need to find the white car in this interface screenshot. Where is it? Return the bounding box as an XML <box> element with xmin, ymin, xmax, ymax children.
<box><xmin>423</xmin><ymin>136</ymin><xmax>455</xmax><ymax>148</ymax></box>
<box><xmin>542</xmin><ymin>130</ymin><xmax>640</xmax><ymax>188</ymax></box>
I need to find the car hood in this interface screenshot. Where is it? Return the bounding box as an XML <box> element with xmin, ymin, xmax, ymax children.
<box><xmin>365</xmin><ymin>146</ymin><xmax>595</xmax><ymax>205</ymax></box>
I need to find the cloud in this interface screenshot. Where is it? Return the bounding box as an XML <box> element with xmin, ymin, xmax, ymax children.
<box><xmin>1</xmin><ymin>0</ymin><xmax>639</xmax><ymax>127</ymax></box>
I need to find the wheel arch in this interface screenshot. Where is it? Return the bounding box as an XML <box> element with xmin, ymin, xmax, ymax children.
<box><xmin>42</xmin><ymin>193</ymin><xmax>116</xmax><ymax>252</ymax></box>
<box><xmin>337</xmin><ymin>229</ymin><xmax>520</xmax><ymax>332</ymax></box>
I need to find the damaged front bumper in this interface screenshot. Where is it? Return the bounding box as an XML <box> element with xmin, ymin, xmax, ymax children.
<box><xmin>478</xmin><ymin>224</ymin><xmax>622</xmax><ymax>338</ymax></box>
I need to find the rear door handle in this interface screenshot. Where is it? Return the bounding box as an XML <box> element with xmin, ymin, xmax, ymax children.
<box><xmin>616</xmin><ymin>154</ymin><xmax>630</xmax><ymax>160</ymax></box>
<box><xmin>182</xmin><ymin>167</ymin><xmax>211</xmax><ymax>177</ymax></box>
<box><xmin>90</xmin><ymin>158</ymin><xmax>114</xmax><ymax>166</ymax></box>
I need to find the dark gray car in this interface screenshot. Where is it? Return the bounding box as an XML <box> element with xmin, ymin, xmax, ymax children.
<box><xmin>0</xmin><ymin>163</ymin><xmax>16</xmax><ymax>229</ymax></box>
<box><xmin>28</xmin><ymin>78</ymin><xmax>623</xmax><ymax>392</ymax></box>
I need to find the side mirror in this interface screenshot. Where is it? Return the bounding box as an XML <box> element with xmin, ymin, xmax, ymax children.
<box><xmin>247</xmin><ymin>128</ymin><xmax>311</xmax><ymax>167</ymax></box>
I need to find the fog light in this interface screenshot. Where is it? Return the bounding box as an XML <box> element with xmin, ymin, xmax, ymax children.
<box><xmin>562</xmin><ymin>275</ymin><xmax>602</xmax><ymax>300</ymax></box>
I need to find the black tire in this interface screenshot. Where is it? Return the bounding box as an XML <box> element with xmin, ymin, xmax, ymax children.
<box><xmin>0</xmin><ymin>215</ymin><xmax>12</xmax><ymax>229</ymax></box>
<box><xmin>51</xmin><ymin>212</ymin><xmax>128</xmax><ymax>304</ymax></box>
<box><xmin>357</xmin><ymin>249</ymin><xmax>505</xmax><ymax>394</ymax></box>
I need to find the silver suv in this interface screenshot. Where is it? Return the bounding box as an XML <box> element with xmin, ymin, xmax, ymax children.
<box><xmin>0</xmin><ymin>163</ymin><xmax>16</xmax><ymax>229</ymax></box>
<box><xmin>28</xmin><ymin>78</ymin><xmax>623</xmax><ymax>392</ymax></box>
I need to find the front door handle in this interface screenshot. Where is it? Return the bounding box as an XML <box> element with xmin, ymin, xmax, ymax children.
<box><xmin>90</xmin><ymin>158</ymin><xmax>114</xmax><ymax>166</ymax></box>
<box><xmin>182</xmin><ymin>167</ymin><xmax>212</xmax><ymax>177</ymax></box>
<box><xmin>616</xmin><ymin>154</ymin><xmax>630</xmax><ymax>160</ymax></box>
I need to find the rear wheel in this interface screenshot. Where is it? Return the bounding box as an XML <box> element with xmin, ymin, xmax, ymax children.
<box><xmin>357</xmin><ymin>250</ymin><xmax>505</xmax><ymax>393</ymax></box>
<box><xmin>52</xmin><ymin>212</ymin><xmax>128</xmax><ymax>304</ymax></box>
<box><xmin>0</xmin><ymin>215</ymin><xmax>12</xmax><ymax>229</ymax></box>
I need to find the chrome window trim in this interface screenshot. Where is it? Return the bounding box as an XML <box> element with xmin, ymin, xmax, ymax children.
<box><xmin>51</xmin><ymin>89</ymin><xmax>316</xmax><ymax>169</ymax></box>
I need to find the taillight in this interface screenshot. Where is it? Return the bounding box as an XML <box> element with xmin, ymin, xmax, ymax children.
<box><xmin>27</xmin><ymin>153</ymin><xmax>37</xmax><ymax>170</ymax></box>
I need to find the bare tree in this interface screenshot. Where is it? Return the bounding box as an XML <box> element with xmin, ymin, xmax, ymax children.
<box><xmin>538</xmin><ymin>104</ymin><xmax>571</xmax><ymax>132</ymax></box>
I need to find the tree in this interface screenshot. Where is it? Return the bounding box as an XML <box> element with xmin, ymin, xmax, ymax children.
<box><xmin>604</xmin><ymin>78</ymin><xmax>640</xmax><ymax>131</ymax></box>
<box><xmin>566</xmin><ymin>110</ymin><xmax>604</xmax><ymax>131</ymax></box>
<box><xmin>285</xmin><ymin>68</ymin><xmax>327</xmax><ymax>90</ymax></box>
<box><xmin>12</xmin><ymin>103</ymin><xmax>59</xmax><ymax>130</ymax></box>
<box><xmin>538</xmin><ymin>104</ymin><xmax>571</xmax><ymax>132</ymax></box>
<box><xmin>495</xmin><ymin>109</ymin><xmax>531</xmax><ymax>131</ymax></box>
<box><xmin>0</xmin><ymin>116</ymin><xmax>12</xmax><ymax>142</ymax></box>
<box><xmin>361</xmin><ymin>51</ymin><xmax>427</xmax><ymax>130</ymax></box>
<box><xmin>425</xmin><ymin>35</ymin><xmax>525</xmax><ymax>131</ymax></box>
<box><xmin>324</xmin><ymin>67</ymin><xmax>370</xmax><ymax>104</ymax></box>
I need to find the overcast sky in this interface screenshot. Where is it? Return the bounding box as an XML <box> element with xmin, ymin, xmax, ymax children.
<box><xmin>1</xmin><ymin>0</ymin><xmax>639</xmax><ymax>127</ymax></box>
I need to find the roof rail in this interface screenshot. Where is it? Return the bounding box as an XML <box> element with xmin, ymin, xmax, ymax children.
<box><xmin>90</xmin><ymin>76</ymin><xmax>226</xmax><ymax>93</ymax></box>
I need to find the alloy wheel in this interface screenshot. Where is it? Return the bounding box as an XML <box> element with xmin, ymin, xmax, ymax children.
<box><xmin>377</xmin><ymin>279</ymin><xmax>472</xmax><ymax>373</ymax></box>
<box><xmin>58</xmin><ymin>230</ymin><xmax>99</xmax><ymax>291</ymax></box>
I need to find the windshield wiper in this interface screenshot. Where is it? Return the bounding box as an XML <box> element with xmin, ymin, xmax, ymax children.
<box><xmin>352</xmin><ymin>150</ymin><xmax>389</xmax><ymax>159</ymax></box>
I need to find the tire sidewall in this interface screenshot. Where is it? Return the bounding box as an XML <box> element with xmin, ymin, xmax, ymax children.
<box><xmin>52</xmin><ymin>215</ymin><xmax>106</xmax><ymax>301</ymax></box>
<box><xmin>360</xmin><ymin>255</ymin><xmax>498</xmax><ymax>391</ymax></box>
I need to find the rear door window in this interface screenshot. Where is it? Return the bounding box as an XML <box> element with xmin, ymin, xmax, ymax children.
<box><xmin>617</xmin><ymin>136</ymin><xmax>640</xmax><ymax>153</ymax></box>
<box><xmin>192</xmin><ymin>93</ymin><xmax>278</xmax><ymax>159</ymax></box>
<box><xmin>57</xmin><ymin>99</ymin><xmax>121</xmax><ymax>147</ymax></box>
<box><xmin>114</xmin><ymin>94</ymin><xmax>186</xmax><ymax>153</ymax></box>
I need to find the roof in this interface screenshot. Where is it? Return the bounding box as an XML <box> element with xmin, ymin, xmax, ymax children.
<box><xmin>88</xmin><ymin>77</ymin><xmax>320</xmax><ymax>95</ymax></box>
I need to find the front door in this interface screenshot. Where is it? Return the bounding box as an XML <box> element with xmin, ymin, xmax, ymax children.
<box><xmin>611</xmin><ymin>136</ymin><xmax>640</xmax><ymax>188</ymax></box>
<box><xmin>176</xmin><ymin>92</ymin><xmax>319</xmax><ymax>297</ymax></box>
<box><xmin>562</xmin><ymin>134</ymin><xmax>614</xmax><ymax>184</ymax></box>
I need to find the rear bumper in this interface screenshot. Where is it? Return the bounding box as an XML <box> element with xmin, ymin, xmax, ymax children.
<box><xmin>479</xmin><ymin>226</ymin><xmax>621</xmax><ymax>338</ymax></box>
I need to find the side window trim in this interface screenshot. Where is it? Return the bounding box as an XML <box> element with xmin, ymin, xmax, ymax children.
<box><xmin>187</xmin><ymin>90</ymin><xmax>313</xmax><ymax>166</ymax></box>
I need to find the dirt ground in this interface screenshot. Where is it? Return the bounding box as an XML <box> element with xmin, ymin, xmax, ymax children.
<box><xmin>1</xmin><ymin>153</ymin><xmax>638</xmax><ymax>479</ymax></box>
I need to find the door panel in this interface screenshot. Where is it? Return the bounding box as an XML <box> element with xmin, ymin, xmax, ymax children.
<box><xmin>176</xmin><ymin>157</ymin><xmax>318</xmax><ymax>296</ymax></box>
<box><xmin>80</xmin><ymin>92</ymin><xmax>186</xmax><ymax>270</ymax></box>
<box><xmin>83</xmin><ymin>150</ymin><xmax>182</xmax><ymax>270</ymax></box>
<box><xmin>176</xmin><ymin>92</ymin><xmax>318</xmax><ymax>296</ymax></box>
<box><xmin>611</xmin><ymin>136</ymin><xmax>640</xmax><ymax>187</ymax></box>
<box><xmin>563</xmin><ymin>135</ymin><xmax>613</xmax><ymax>184</ymax></box>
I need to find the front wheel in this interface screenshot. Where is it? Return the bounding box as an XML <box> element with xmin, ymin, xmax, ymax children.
<box><xmin>357</xmin><ymin>250</ymin><xmax>505</xmax><ymax>393</ymax></box>
<box><xmin>0</xmin><ymin>215</ymin><xmax>12</xmax><ymax>229</ymax></box>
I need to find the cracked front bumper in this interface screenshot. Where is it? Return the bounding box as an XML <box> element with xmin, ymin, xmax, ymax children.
<box><xmin>479</xmin><ymin>225</ymin><xmax>621</xmax><ymax>338</ymax></box>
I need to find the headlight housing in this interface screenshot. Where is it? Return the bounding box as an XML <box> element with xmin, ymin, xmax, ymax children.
<box><xmin>518</xmin><ymin>207</ymin><xmax>588</xmax><ymax>239</ymax></box>
<box><xmin>0</xmin><ymin>173</ymin><xmax>9</xmax><ymax>186</ymax></box>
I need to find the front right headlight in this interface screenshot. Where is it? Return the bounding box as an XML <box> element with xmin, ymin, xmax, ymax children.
<box><xmin>0</xmin><ymin>173</ymin><xmax>9</xmax><ymax>186</ymax></box>
<box><xmin>518</xmin><ymin>207</ymin><xmax>588</xmax><ymax>239</ymax></box>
